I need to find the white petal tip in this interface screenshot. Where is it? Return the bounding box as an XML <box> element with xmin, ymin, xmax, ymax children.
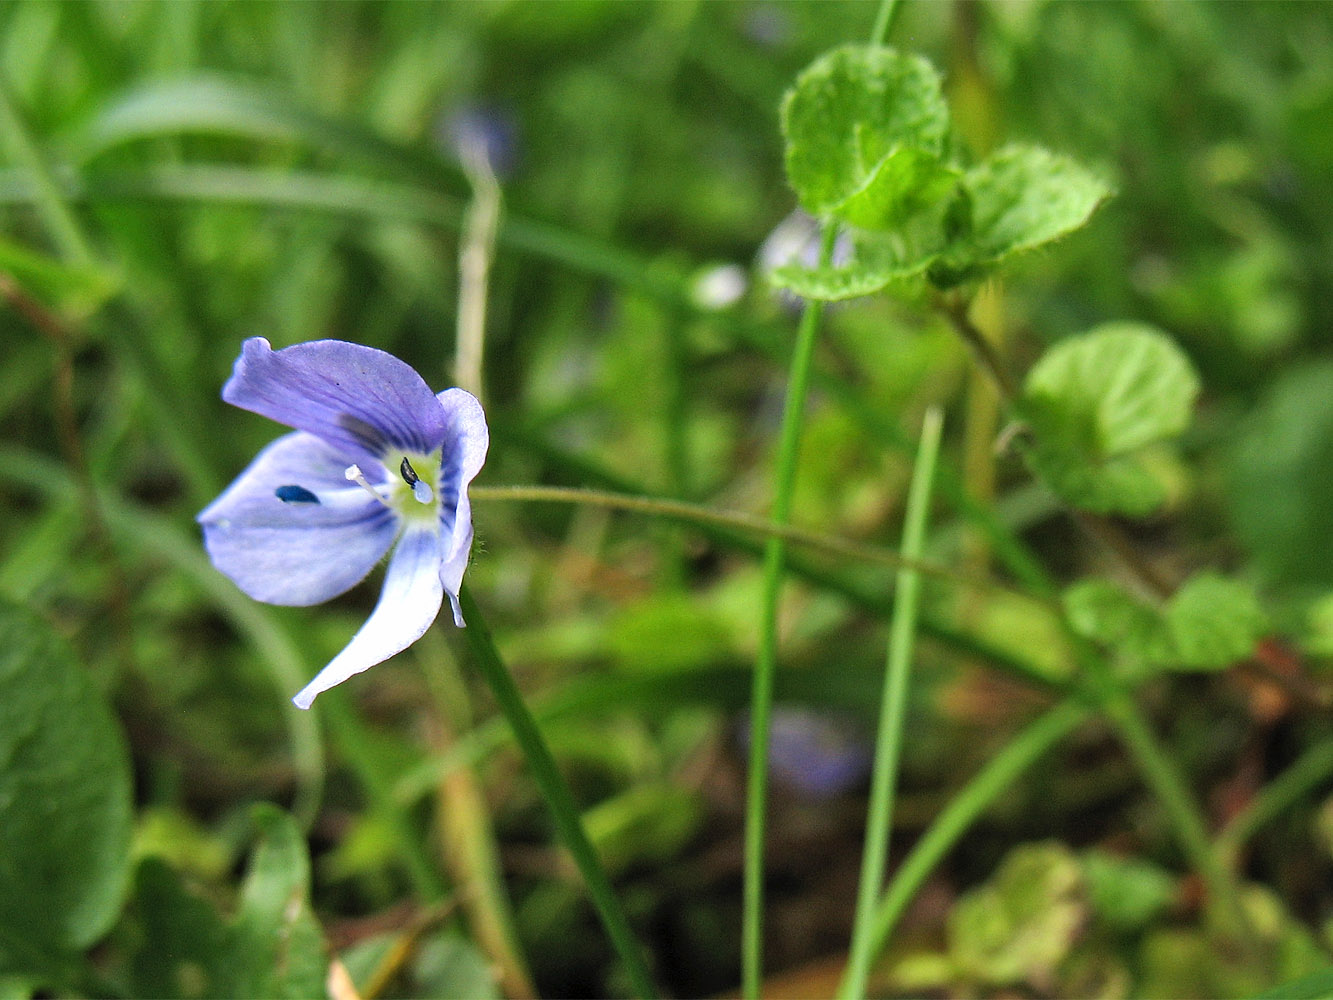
<box><xmin>292</xmin><ymin>689</ymin><xmax>317</xmax><ymax>710</ymax></box>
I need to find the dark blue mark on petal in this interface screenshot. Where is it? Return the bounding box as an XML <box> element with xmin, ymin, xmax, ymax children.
<box><xmin>276</xmin><ymin>484</ymin><xmax>321</xmax><ymax>504</ymax></box>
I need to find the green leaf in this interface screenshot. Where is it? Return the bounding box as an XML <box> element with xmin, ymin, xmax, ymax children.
<box><xmin>1080</xmin><ymin>850</ymin><xmax>1177</xmax><ymax>933</ymax></box>
<box><xmin>1165</xmin><ymin>573</ymin><xmax>1267</xmax><ymax>670</ymax></box>
<box><xmin>947</xmin><ymin>841</ymin><xmax>1086</xmax><ymax>987</ymax></box>
<box><xmin>126</xmin><ymin>859</ymin><xmax>231</xmax><ymax>1000</ymax></box>
<box><xmin>1025</xmin><ymin>323</ymin><xmax>1200</xmax><ymax>455</ymax></box>
<box><xmin>946</xmin><ymin>146</ymin><xmax>1110</xmax><ymax>270</ymax></box>
<box><xmin>414</xmin><ymin>934</ymin><xmax>503</xmax><ymax>1000</ymax></box>
<box><xmin>1022</xmin><ymin>323</ymin><xmax>1200</xmax><ymax>514</ymax></box>
<box><xmin>583</xmin><ymin>783</ymin><xmax>705</xmax><ymax>875</ymax></box>
<box><xmin>1226</xmin><ymin>363</ymin><xmax>1333</xmax><ymax>587</ymax></box>
<box><xmin>1063</xmin><ymin>573</ymin><xmax>1265</xmax><ymax>674</ymax></box>
<box><xmin>0</xmin><ymin>599</ymin><xmax>132</xmax><ymax>959</ymax></box>
<box><xmin>1254</xmin><ymin>964</ymin><xmax>1333</xmax><ymax>1000</ymax></box>
<box><xmin>0</xmin><ymin>238</ymin><xmax>119</xmax><ymax>316</ymax></box>
<box><xmin>0</xmin><ymin>976</ymin><xmax>37</xmax><ymax>1000</ymax></box>
<box><xmin>77</xmin><ymin>75</ymin><xmax>450</xmax><ymax>187</ymax></box>
<box><xmin>231</xmin><ymin>804</ymin><xmax>326</xmax><ymax>999</ymax></box>
<box><xmin>781</xmin><ymin>44</ymin><xmax>952</xmax><ymax>229</ymax></box>
<box><xmin>1063</xmin><ymin>579</ymin><xmax>1172</xmax><ymax>666</ymax></box>
<box><xmin>1029</xmin><ymin>451</ymin><xmax>1166</xmax><ymax>517</ymax></box>
<box><xmin>126</xmin><ymin>806</ymin><xmax>326</xmax><ymax>1000</ymax></box>
<box><xmin>342</xmin><ymin>930</ymin><xmax>502</xmax><ymax>1000</ymax></box>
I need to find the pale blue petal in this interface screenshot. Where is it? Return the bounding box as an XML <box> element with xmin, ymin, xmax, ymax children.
<box><xmin>292</xmin><ymin>526</ymin><xmax>444</xmax><ymax>709</ymax></box>
<box><xmin>434</xmin><ymin>388</ymin><xmax>489</xmax><ymax>626</ymax></box>
<box><xmin>223</xmin><ymin>338</ymin><xmax>447</xmax><ymax>464</ymax></box>
<box><xmin>198</xmin><ymin>431</ymin><xmax>398</xmax><ymax>606</ymax></box>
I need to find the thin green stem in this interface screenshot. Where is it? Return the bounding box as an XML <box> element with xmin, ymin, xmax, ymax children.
<box><xmin>938</xmin><ymin>293</ymin><xmax>1255</xmax><ymax>945</ymax></box>
<box><xmin>868</xmin><ymin>0</ymin><xmax>901</xmax><ymax>47</ymax></box>
<box><xmin>1216</xmin><ymin>736</ymin><xmax>1333</xmax><ymax>867</ymax></box>
<box><xmin>454</xmin><ymin>133</ymin><xmax>501</xmax><ymax>401</ymax></box>
<box><xmin>742</xmin><ymin>225</ymin><xmax>837</xmax><ymax>998</ymax></box>
<box><xmin>867</xmin><ymin>701</ymin><xmax>1091</xmax><ymax>957</ymax></box>
<box><xmin>469</xmin><ymin>483</ymin><xmax>1045</xmax><ymax>607</ymax></box>
<box><xmin>1098</xmin><ymin>685</ymin><xmax>1253</xmax><ymax>944</ymax></box>
<box><xmin>457</xmin><ymin>586</ymin><xmax>658</xmax><ymax>1000</ymax></box>
<box><xmin>841</xmin><ymin>406</ymin><xmax>943</xmax><ymax>1000</ymax></box>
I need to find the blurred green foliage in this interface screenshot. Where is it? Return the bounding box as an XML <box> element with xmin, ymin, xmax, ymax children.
<box><xmin>3</xmin><ymin>1</ymin><xmax>1333</xmax><ymax>997</ymax></box>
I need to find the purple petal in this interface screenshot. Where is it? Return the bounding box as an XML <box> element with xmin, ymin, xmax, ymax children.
<box><xmin>434</xmin><ymin>388</ymin><xmax>489</xmax><ymax>626</ymax></box>
<box><xmin>198</xmin><ymin>431</ymin><xmax>398</xmax><ymax>606</ymax></box>
<box><xmin>291</xmin><ymin>525</ymin><xmax>444</xmax><ymax>709</ymax></box>
<box><xmin>223</xmin><ymin>338</ymin><xmax>447</xmax><ymax>464</ymax></box>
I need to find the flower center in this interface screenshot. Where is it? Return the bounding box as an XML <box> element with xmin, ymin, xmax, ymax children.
<box><xmin>274</xmin><ymin>449</ymin><xmax>442</xmax><ymax>523</ymax></box>
<box><xmin>399</xmin><ymin>457</ymin><xmax>434</xmax><ymax>504</ymax></box>
<box><xmin>385</xmin><ymin>449</ymin><xmax>442</xmax><ymax>525</ymax></box>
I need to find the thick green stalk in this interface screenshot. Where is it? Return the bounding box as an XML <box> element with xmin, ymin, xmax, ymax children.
<box><xmin>457</xmin><ymin>586</ymin><xmax>658</xmax><ymax>1000</ymax></box>
<box><xmin>868</xmin><ymin>700</ymin><xmax>1090</xmax><ymax>957</ymax></box>
<box><xmin>841</xmin><ymin>407</ymin><xmax>943</xmax><ymax>1000</ymax></box>
<box><xmin>742</xmin><ymin>226</ymin><xmax>837</xmax><ymax>998</ymax></box>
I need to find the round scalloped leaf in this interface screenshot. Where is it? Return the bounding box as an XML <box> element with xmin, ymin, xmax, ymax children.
<box><xmin>1165</xmin><ymin>573</ymin><xmax>1267</xmax><ymax>670</ymax></box>
<box><xmin>1063</xmin><ymin>578</ymin><xmax>1173</xmax><ymax>665</ymax></box>
<box><xmin>1021</xmin><ymin>324</ymin><xmax>1199</xmax><ymax>514</ymax></box>
<box><xmin>781</xmin><ymin>45</ymin><xmax>951</xmax><ymax>229</ymax></box>
<box><xmin>1024</xmin><ymin>323</ymin><xmax>1200</xmax><ymax>458</ymax></box>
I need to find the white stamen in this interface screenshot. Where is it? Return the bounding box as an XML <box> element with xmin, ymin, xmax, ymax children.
<box><xmin>412</xmin><ymin>479</ymin><xmax>434</xmax><ymax>504</ymax></box>
<box><xmin>344</xmin><ymin>464</ymin><xmax>393</xmax><ymax>508</ymax></box>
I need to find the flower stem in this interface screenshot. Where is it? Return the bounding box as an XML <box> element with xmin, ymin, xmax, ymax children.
<box><xmin>469</xmin><ymin>483</ymin><xmax>1044</xmax><ymax>605</ymax></box>
<box><xmin>840</xmin><ymin>406</ymin><xmax>943</xmax><ymax>1000</ymax></box>
<box><xmin>457</xmin><ymin>585</ymin><xmax>658</xmax><ymax>1000</ymax></box>
<box><xmin>742</xmin><ymin>225</ymin><xmax>837</xmax><ymax>998</ymax></box>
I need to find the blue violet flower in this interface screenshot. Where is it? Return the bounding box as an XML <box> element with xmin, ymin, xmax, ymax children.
<box><xmin>198</xmin><ymin>338</ymin><xmax>489</xmax><ymax>709</ymax></box>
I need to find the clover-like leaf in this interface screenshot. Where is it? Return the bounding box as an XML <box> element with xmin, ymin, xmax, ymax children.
<box><xmin>1063</xmin><ymin>573</ymin><xmax>1266</xmax><ymax>674</ymax></box>
<box><xmin>782</xmin><ymin>44</ymin><xmax>952</xmax><ymax>229</ymax></box>
<box><xmin>948</xmin><ymin>842</ymin><xmax>1087</xmax><ymax>988</ymax></box>
<box><xmin>952</xmin><ymin>146</ymin><xmax>1110</xmax><ymax>265</ymax></box>
<box><xmin>1021</xmin><ymin>323</ymin><xmax>1200</xmax><ymax>514</ymax></box>
<box><xmin>1165</xmin><ymin>573</ymin><xmax>1267</xmax><ymax>670</ymax></box>
<box><xmin>1063</xmin><ymin>579</ymin><xmax>1173</xmax><ymax>665</ymax></box>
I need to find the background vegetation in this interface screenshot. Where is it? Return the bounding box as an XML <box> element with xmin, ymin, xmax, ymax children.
<box><xmin>3</xmin><ymin>1</ymin><xmax>1333</xmax><ymax>997</ymax></box>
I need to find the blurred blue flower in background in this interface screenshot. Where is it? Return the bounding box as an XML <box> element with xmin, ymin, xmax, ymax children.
<box><xmin>741</xmin><ymin>706</ymin><xmax>873</xmax><ymax>799</ymax></box>
<box><xmin>758</xmin><ymin>209</ymin><xmax>854</xmax><ymax>310</ymax></box>
<box><xmin>198</xmin><ymin>338</ymin><xmax>488</xmax><ymax>709</ymax></box>
<box><xmin>439</xmin><ymin>103</ymin><xmax>520</xmax><ymax>179</ymax></box>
